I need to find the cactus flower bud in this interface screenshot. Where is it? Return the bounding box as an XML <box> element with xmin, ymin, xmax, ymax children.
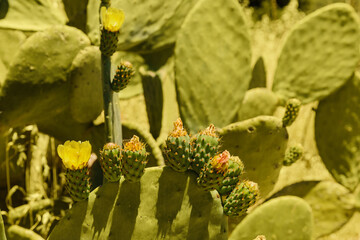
<box><xmin>283</xmin><ymin>144</ymin><xmax>304</xmax><ymax>166</ymax></box>
<box><xmin>111</xmin><ymin>61</ymin><xmax>135</xmax><ymax>92</ymax></box>
<box><xmin>100</xmin><ymin>143</ymin><xmax>122</xmax><ymax>182</ymax></box>
<box><xmin>282</xmin><ymin>98</ymin><xmax>301</xmax><ymax>127</ymax></box>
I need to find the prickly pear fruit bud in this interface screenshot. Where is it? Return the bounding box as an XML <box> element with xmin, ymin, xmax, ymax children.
<box><xmin>282</xmin><ymin>98</ymin><xmax>301</xmax><ymax>127</ymax></box>
<box><xmin>197</xmin><ymin>150</ymin><xmax>230</xmax><ymax>191</ymax></box>
<box><xmin>163</xmin><ymin>118</ymin><xmax>191</xmax><ymax>172</ymax></box>
<box><xmin>283</xmin><ymin>144</ymin><xmax>304</xmax><ymax>166</ymax></box>
<box><xmin>100</xmin><ymin>143</ymin><xmax>122</xmax><ymax>182</ymax></box>
<box><xmin>217</xmin><ymin>156</ymin><xmax>244</xmax><ymax>196</ymax></box>
<box><xmin>121</xmin><ymin>135</ymin><xmax>148</xmax><ymax>183</ymax></box>
<box><xmin>100</xmin><ymin>7</ymin><xmax>125</xmax><ymax>57</ymax></box>
<box><xmin>57</xmin><ymin>140</ymin><xmax>92</xmax><ymax>201</ymax></box>
<box><xmin>223</xmin><ymin>180</ymin><xmax>259</xmax><ymax>216</ymax></box>
<box><xmin>111</xmin><ymin>61</ymin><xmax>135</xmax><ymax>92</ymax></box>
<box><xmin>190</xmin><ymin>124</ymin><xmax>220</xmax><ymax>174</ymax></box>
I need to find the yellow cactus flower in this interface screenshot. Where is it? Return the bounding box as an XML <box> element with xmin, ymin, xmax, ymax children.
<box><xmin>101</xmin><ymin>6</ymin><xmax>125</xmax><ymax>32</ymax></box>
<box><xmin>57</xmin><ymin>141</ymin><xmax>92</xmax><ymax>170</ymax></box>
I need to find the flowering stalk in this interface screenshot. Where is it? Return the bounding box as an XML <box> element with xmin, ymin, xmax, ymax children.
<box><xmin>100</xmin><ymin>2</ymin><xmax>124</xmax><ymax>145</ymax></box>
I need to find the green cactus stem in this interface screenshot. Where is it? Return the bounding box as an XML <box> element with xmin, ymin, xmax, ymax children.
<box><xmin>111</xmin><ymin>61</ymin><xmax>135</xmax><ymax>92</ymax></box>
<box><xmin>100</xmin><ymin>143</ymin><xmax>122</xmax><ymax>182</ymax></box>
<box><xmin>223</xmin><ymin>180</ymin><xmax>259</xmax><ymax>216</ymax></box>
<box><xmin>197</xmin><ymin>150</ymin><xmax>230</xmax><ymax>191</ymax></box>
<box><xmin>163</xmin><ymin>118</ymin><xmax>191</xmax><ymax>172</ymax></box>
<box><xmin>282</xmin><ymin>98</ymin><xmax>301</xmax><ymax>127</ymax></box>
<box><xmin>218</xmin><ymin>156</ymin><xmax>245</xmax><ymax>196</ymax></box>
<box><xmin>121</xmin><ymin>135</ymin><xmax>148</xmax><ymax>182</ymax></box>
<box><xmin>283</xmin><ymin>144</ymin><xmax>304</xmax><ymax>166</ymax></box>
<box><xmin>65</xmin><ymin>167</ymin><xmax>91</xmax><ymax>201</ymax></box>
<box><xmin>190</xmin><ymin>124</ymin><xmax>220</xmax><ymax>174</ymax></box>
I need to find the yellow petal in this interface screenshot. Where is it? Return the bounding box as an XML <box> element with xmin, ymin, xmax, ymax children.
<box><xmin>102</xmin><ymin>7</ymin><xmax>125</xmax><ymax>32</ymax></box>
<box><xmin>57</xmin><ymin>145</ymin><xmax>65</xmax><ymax>160</ymax></box>
<box><xmin>69</xmin><ymin>140</ymin><xmax>81</xmax><ymax>151</ymax></box>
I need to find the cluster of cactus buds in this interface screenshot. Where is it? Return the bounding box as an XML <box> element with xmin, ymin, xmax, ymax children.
<box><xmin>282</xmin><ymin>98</ymin><xmax>301</xmax><ymax>127</ymax></box>
<box><xmin>162</xmin><ymin>118</ymin><xmax>259</xmax><ymax>216</ymax></box>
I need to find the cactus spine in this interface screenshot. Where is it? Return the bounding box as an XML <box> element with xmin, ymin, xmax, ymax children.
<box><xmin>163</xmin><ymin>118</ymin><xmax>191</xmax><ymax>172</ymax></box>
<box><xmin>100</xmin><ymin>143</ymin><xmax>122</xmax><ymax>182</ymax></box>
<box><xmin>197</xmin><ymin>150</ymin><xmax>230</xmax><ymax>191</ymax></box>
<box><xmin>190</xmin><ymin>124</ymin><xmax>220</xmax><ymax>174</ymax></box>
<box><xmin>121</xmin><ymin>135</ymin><xmax>148</xmax><ymax>182</ymax></box>
<box><xmin>223</xmin><ymin>180</ymin><xmax>259</xmax><ymax>216</ymax></box>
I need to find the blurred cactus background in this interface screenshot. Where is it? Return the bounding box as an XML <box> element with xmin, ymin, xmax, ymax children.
<box><xmin>1</xmin><ymin>0</ymin><xmax>360</xmax><ymax>239</ymax></box>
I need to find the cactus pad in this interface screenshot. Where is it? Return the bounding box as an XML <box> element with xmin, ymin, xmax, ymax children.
<box><xmin>218</xmin><ymin>116</ymin><xmax>288</xmax><ymax>198</ymax></box>
<box><xmin>223</xmin><ymin>180</ymin><xmax>259</xmax><ymax>216</ymax></box>
<box><xmin>272</xmin><ymin>3</ymin><xmax>360</xmax><ymax>103</ymax></box>
<box><xmin>229</xmin><ymin>196</ymin><xmax>313</xmax><ymax>240</ymax></box>
<box><xmin>175</xmin><ymin>0</ymin><xmax>252</xmax><ymax>133</ymax></box>
<box><xmin>48</xmin><ymin>166</ymin><xmax>228</xmax><ymax>240</ymax></box>
<box><xmin>69</xmin><ymin>46</ymin><xmax>103</xmax><ymax>123</ymax></box>
<box><xmin>197</xmin><ymin>150</ymin><xmax>230</xmax><ymax>191</ymax></box>
<box><xmin>0</xmin><ymin>26</ymin><xmax>90</xmax><ymax>132</ymax></box>
<box><xmin>315</xmin><ymin>73</ymin><xmax>360</xmax><ymax>190</ymax></box>
<box><xmin>121</xmin><ymin>135</ymin><xmax>148</xmax><ymax>182</ymax></box>
<box><xmin>190</xmin><ymin>124</ymin><xmax>220</xmax><ymax>174</ymax></box>
<box><xmin>163</xmin><ymin>119</ymin><xmax>191</xmax><ymax>172</ymax></box>
<box><xmin>218</xmin><ymin>156</ymin><xmax>245</xmax><ymax>196</ymax></box>
<box><xmin>100</xmin><ymin>143</ymin><xmax>122</xmax><ymax>182</ymax></box>
<box><xmin>238</xmin><ymin>88</ymin><xmax>279</xmax><ymax>121</ymax></box>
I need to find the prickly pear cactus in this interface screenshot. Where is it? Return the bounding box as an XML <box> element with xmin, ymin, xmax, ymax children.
<box><xmin>238</xmin><ymin>88</ymin><xmax>279</xmax><ymax>121</ymax></box>
<box><xmin>315</xmin><ymin>73</ymin><xmax>360</xmax><ymax>191</ymax></box>
<box><xmin>112</xmin><ymin>61</ymin><xmax>135</xmax><ymax>92</ymax></box>
<box><xmin>65</xmin><ymin>168</ymin><xmax>91</xmax><ymax>202</ymax></box>
<box><xmin>175</xmin><ymin>0</ymin><xmax>252</xmax><ymax>133</ymax></box>
<box><xmin>272</xmin><ymin>3</ymin><xmax>360</xmax><ymax>103</ymax></box>
<box><xmin>100</xmin><ymin>143</ymin><xmax>122</xmax><ymax>182</ymax></box>
<box><xmin>0</xmin><ymin>29</ymin><xmax>26</xmax><ymax>68</ymax></box>
<box><xmin>218</xmin><ymin>156</ymin><xmax>245</xmax><ymax>196</ymax></box>
<box><xmin>48</xmin><ymin>166</ymin><xmax>228</xmax><ymax>240</ymax></box>
<box><xmin>282</xmin><ymin>98</ymin><xmax>301</xmax><ymax>127</ymax></box>
<box><xmin>218</xmin><ymin>116</ymin><xmax>288</xmax><ymax>198</ymax></box>
<box><xmin>197</xmin><ymin>151</ymin><xmax>230</xmax><ymax>191</ymax></box>
<box><xmin>229</xmin><ymin>196</ymin><xmax>313</xmax><ymax>240</ymax></box>
<box><xmin>223</xmin><ymin>180</ymin><xmax>259</xmax><ymax>216</ymax></box>
<box><xmin>69</xmin><ymin>46</ymin><xmax>103</xmax><ymax>123</ymax></box>
<box><xmin>121</xmin><ymin>135</ymin><xmax>148</xmax><ymax>182</ymax></box>
<box><xmin>0</xmin><ymin>25</ymin><xmax>90</xmax><ymax>133</ymax></box>
<box><xmin>190</xmin><ymin>125</ymin><xmax>220</xmax><ymax>174</ymax></box>
<box><xmin>283</xmin><ymin>144</ymin><xmax>304</xmax><ymax>166</ymax></box>
<box><xmin>163</xmin><ymin>119</ymin><xmax>191</xmax><ymax>172</ymax></box>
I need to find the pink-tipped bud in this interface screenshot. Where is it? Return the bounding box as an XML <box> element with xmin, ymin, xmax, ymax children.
<box><xmin>211</xmin><ymin>150</ymin><xmax>230</xmax><ymax>173</ymax></box>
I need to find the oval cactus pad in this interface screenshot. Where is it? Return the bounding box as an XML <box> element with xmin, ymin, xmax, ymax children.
<box><xmin>175</xmin><ymin>0</ymin><xmax>252</xmax><ymax>133</ymax></box>
<box><xmin>272</xmin><ymin>3</ymin><xmax>360</xmax><ymax>103</ymax></box>
<box><xmin>315</xmin><ymin>73</ymin><xmax>360</xmax><ymax>191</ymax></box>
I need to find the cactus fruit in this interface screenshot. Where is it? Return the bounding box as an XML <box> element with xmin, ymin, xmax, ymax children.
<box><xmin>163</xmin><ymin>118</ymin><xmax>191</xmax><ymax>172</ymax></box>
<box><xmin>197</xmin><ymin>150</ymin><xmax>230</xmax><ymax>191</ymax></box>
<box><xmin>100</xmin><ymin>143</ymin><xmax>122</xmax><ymax>182</ymax></box>
<box><xmin>121</xmin><ymin>135</ymin><xmax>148</xmax><ymax>182</ymax></box>
<box><xmin>283</xmin><ymin>144</ymin><xmax>304</xmax><ymax>166</ymax></box>
<box><xmin>282</xmin><ymin>98</ymin><xmax>301</xmax><ymax>127</ymax></box>
<box><xmin>190</xmin><ymin>124</ymin><xmax>220</xmax><ymax>174</ymax></box>
<box><xmin>99</xmin><ymin>7</ymin><xmax>124</xmax><ymax>57</ymax></box>
<box><xmin>218</xmin><ymin>156</ymin><xmax>245</xmax><ymax>196</ymax></box>
<box><xmin>223</xmin><ymin>180</ymin><xmax>259</xmax><ymax>216</ymax></box>
<box><xmin>65</xmin><ymin>168</ymin><xmax>91</xmax><ymax>201</ymax></box>
<box><xmin>111</xmin><ymin>61</ymin><xmax>135</xmax><ymax>92</ymax></box>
